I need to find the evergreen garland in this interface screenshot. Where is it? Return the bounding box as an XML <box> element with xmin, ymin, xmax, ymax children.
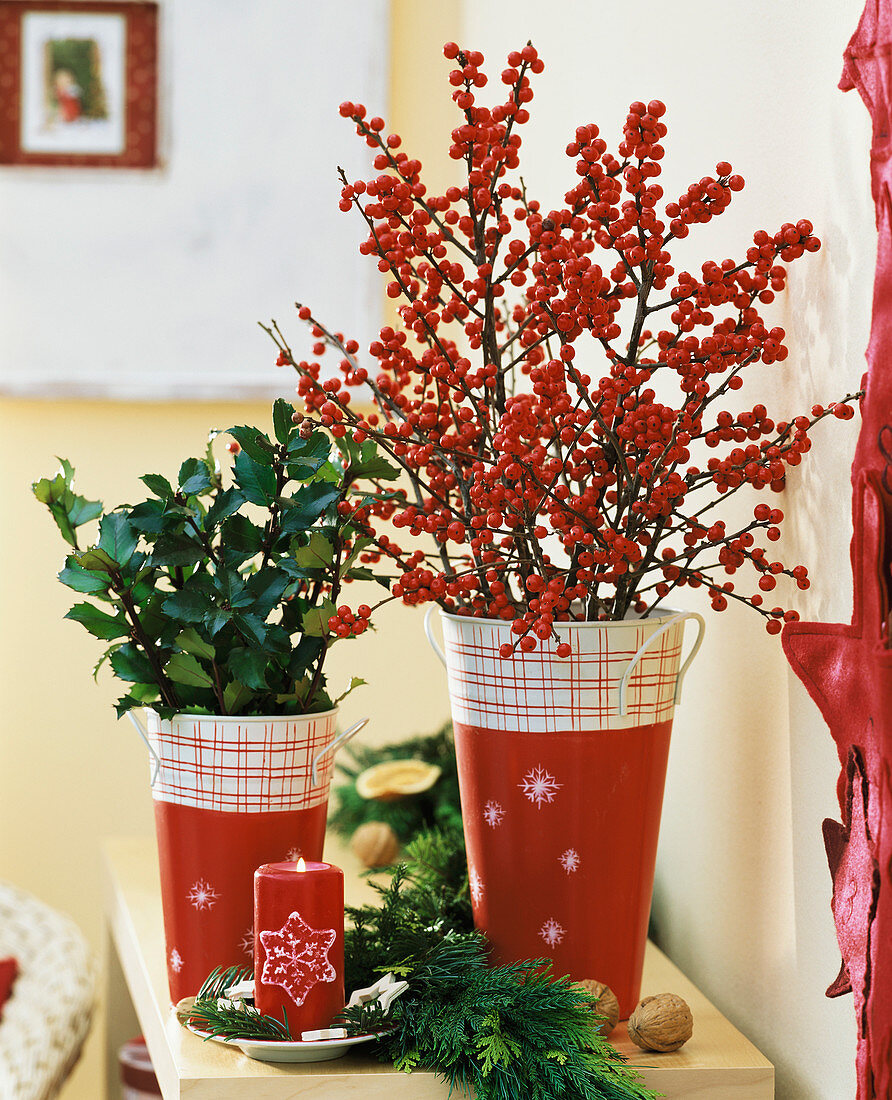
<box><xmin>328</xmin><ymin>723</ymin><xmax>464</xmax><ymax>842</ymax></box>
<box><xmin>342</xmin><ymin>828</ymin><xmax>657</xmax><ymax>1100</ymax></box>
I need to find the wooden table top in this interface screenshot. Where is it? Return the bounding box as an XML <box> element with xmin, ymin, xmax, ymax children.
<box><xmin>103</xmin><ymin>835</ymin><xmax>773</xmax><ymax>1099</ymax></box>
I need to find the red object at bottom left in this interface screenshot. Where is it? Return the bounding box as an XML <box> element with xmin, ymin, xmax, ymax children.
<box><xmin>253</xmin><ymin>860</ymin><xmax>345</xmax><ymax>1036</ymax></box>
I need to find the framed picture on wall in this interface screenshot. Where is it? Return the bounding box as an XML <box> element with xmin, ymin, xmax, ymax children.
<box><xmin>0</xmin><ymin>0</ymin><xmax>158</xmax><ymax>167</ymax></box>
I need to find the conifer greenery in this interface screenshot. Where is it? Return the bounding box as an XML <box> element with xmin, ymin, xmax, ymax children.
<box><xmin>328</xmin><ymin>723</ymin><xmax>463</xmax><ymax>842</ymax></box>
<box><xmin>184</xmin><ymin>829</ymin><xmax>656</xmax><ymax>1098</ymax></box>
<box><xmin>342</xmin><ymin>828</ymin><xmax>658</xmax><ymax>1100</ymax></box>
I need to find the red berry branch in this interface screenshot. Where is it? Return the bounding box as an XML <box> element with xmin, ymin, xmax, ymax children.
<box><xmin>262</xmin><ymin>41</ymin><xmax>860</xmax><ymax>651</ymax></box>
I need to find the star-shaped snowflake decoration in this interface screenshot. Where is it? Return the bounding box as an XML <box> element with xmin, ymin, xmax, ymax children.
<box><xmin>518</xmin><ymin>766</ymin><xmax>562</xmax><ymax>807</ymax></box>
<box><xmin>239</xmin><ymin>926</ymin><xmax>254</xmax><ymax>959</ymax></box>
<box><xmin>259</xmin><ymin>910</ymin><xmax>337</xmax><ymax>1006</ymax></box>
<box><xmin>483</xmin><ymin>800</ymin><xmax>505</xmax><ymax>827</ymax></box>
<box><xmin>285</xmin><ymin>847</ymin><xmax>302</xmax><ymax>863</ymax></box>
<box><xmin>169</xmin><ymin>947</ymin><xmax>183</xmax><ymax>973</ymax></box>
<box><xmin>469</xmin><ymin>866</ymin><xmax>484</xmax><ymax>903</ymax></box>
<box><xmin>539</xmin><ymin>918</ymin><xmax>565</xmax><ymax>948</ymax></box>
<box><xmin>559</xmin><ymin>848</ymin><xmax>580</xmax><ymax>874</ymax></box>
<box><xmin>186</xmin><ymin>879</ymin><xmax>219</xmax><ymax>911</ymax></box>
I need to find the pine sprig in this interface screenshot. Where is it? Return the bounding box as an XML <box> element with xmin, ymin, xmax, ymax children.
<box><xmin>344</xmin><ymin>829</ymin><xmax>658</xmax><ymax>1100</ymax></box>
<box><xmin>178</xmin><ymin>966</ymin><xmax>294</xmax><ymax>1042</ymax></box>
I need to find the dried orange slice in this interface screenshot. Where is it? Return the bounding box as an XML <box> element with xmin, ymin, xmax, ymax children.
<box><xmin>355</xmin><ymin>759</ymin><xmax>442</xmax><ymax>801</ymax></box>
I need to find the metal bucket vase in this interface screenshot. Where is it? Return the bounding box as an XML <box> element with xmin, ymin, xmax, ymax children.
<box><xmin>129</xmin><ymin>709</ymin><xmax>366</xmax><ymax>1003</ymax></box>
<box><xmin>426</xmin><ymin>608</ymin><xmax>703</xmax><ymax>1018</ymax></box>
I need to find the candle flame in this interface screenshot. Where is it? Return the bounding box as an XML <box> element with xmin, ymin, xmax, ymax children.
<box><xmin>296</xmin><ymin>857</ymin><xmax>307</xmax><ymax>872</ymax></box>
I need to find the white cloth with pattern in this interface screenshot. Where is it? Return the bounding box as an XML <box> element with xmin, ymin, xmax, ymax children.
<box><xmin>0</xmin><ymin>882</ymin><xmax>94</xmax><ymax>1100</ymax></box>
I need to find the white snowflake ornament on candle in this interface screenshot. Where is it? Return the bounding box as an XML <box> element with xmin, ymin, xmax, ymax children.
<box><xmin>259</xmin><ymin>911</ymin><xmax>337</xmax><ymax>1006</ymax></box>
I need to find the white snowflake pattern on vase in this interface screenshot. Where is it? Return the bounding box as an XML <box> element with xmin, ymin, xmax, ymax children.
<box><xmin>483</xmin><ymin>800</ymin><xmax>505</xmax><ymax>827</ymax></box>
<box><xmin>559</xmin><ymin>848</ymin><xmax>580</xmax><ymax>874</ymax></box>
<box><xmin>169</xmin><ymin>947</ymin><xmax>184</xmax><ymax>973</ymax></box>
<box><xmin>239</xmin><ymin>926</ymin><xmax>255</xmax><ymax>958</ymax></box>
<box><xmin>539</xmin><ymin>918</ymin><xmax>566</xmax><ymax>948</ymax></box>
<box><xmin>469</xmin><ymin>867</ymin><xmax>484</xmax><ymax>903</ymax></box>
<box><xmin>186</xmin><ymin>879</ymin><xmax>219</xmax><ymax>911</ymax></box>
<box><xmin>518</xmin><ymin>766</ymin><xmax>562</xmax><ymax>807</ymax></box>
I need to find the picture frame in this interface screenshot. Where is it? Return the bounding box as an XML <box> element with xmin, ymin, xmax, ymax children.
<box><xmin>0</xmin><ymin>0</ymin><xmax>158</xmax><ymax>168</ymax></box>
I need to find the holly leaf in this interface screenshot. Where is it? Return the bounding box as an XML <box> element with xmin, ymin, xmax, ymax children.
<box><xmin>109</xmin><ymin>644</ymin><xmax>156</xmax><ymax>684</ymax></box>
<box><xmin>245</xmin><ymin>571</ymin><xmax>290</xmax><ymax>618</ymax></box>
<box><xmin>162</xmin><ymin>588</ymin><xmax>214</xmax><ymax>624</ymax></box>
<box><xmin>141</xmin><ymin>473</ymin><xmax>174</xmax><ymax>499</ymax></box>
<box><xmin>150</xmin><ymin>532</ymin><xmax>205</xmax><ymax>568</ymax></box>
<box><xmin>286</xmin><ymin>431</ymin><xmax>332</xmax><ymax>476</ymax></box>
<box><xmin>350</xmin><ymin>452</ymin><xmax>400</xmax><ymax>482</ymax></box>
<box><xmin>175</xmin><ymin>627</ymin><xmax>216</xmax><ymax>661</ymax></box>
<box><xmin>291</xmin><ymin>532</ymin><xmax>335</xmax><ymax>570</ymax></box>
<box><xmin>204</xmin><ymin>487</ymin><xmax>245</xmax><ymax>531</ymax></box>
<box><xmin>65</xmin><ymin>602</ymin><xmax>129</xmax><ymax>640</ymax></box>
<box><xmin>165</xmin><ymin>652</ymin><xmax>214</xmax><ymax>689</ymax></box>
<box><xmin>273</xmin><ymin>399</ymin><xmax>296</xmax><ymax>445</ymax></box>
<box><xmin>223</xmin><ymin>679</ymin><xmax>255</xmax><ymax>713</ymax></box>
<box><xmin>73</xmin><ymin>546</ymin><xmax>117</xmax><ymax>573</ymax></box>
<box><xmin>33</xmin><ymin>460</ymin><xmax>104</xmax><ymax>547</ymax></box>
<box><xmin>58</xmin><ymin>560</ymin><xmax>111</xmax><ymax>595</ymax></box>
<box><xmin>332</xmin><ymin>676</ymin><xmax>366</xmax><ymax>705</ymax></box>
<box><xmin>233</xmin><ymin>450</ymin><xmax>277</xmax><ymax>506</ymax></box>
<box><xmin>232</xmin><ymin>611</ymin><xmax>269</xmax><ymax>648</ymax></box>
<box><xmin>114</xmin><ymin>683</ymin><xmax>159</xmax><ymax>718</ymax></box>
<box><xmin>178</xmin><ymin>457</ymin><xmax>213</xmax><ymax>497</ymax></box>
<box><xmin>279</xmin><ymin>483</ymin><xmax>342</xmax><ymax>534</ymax></box>
<box><xmin>227</xmin><ymin>426</ymin><xmax>276</xmax><ymax>465</ymax></box>
<box><xmin>302</xmin><ymin>599</ymin><xmax>336</xmax><ymax>637</ymax></box>
<box><xmin>220</xmin><ymin>514</ymin><xmax>264</xmax><ymax>562</ymax></box>
<box><xmin>98</xmin><ymin>512</ymin><xmax>138</xmax><ymax>567</ymax></box>
<box><xmin>228</xmin><ymin>647</ymin><xmax>270</xmax><ymax>690</ymax></box>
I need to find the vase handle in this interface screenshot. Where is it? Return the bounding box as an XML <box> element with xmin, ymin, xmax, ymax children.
<box><xmin>126</xmin><ymin>708</ymin><xmax>162</xmax><ymax>788</ymax></box>
<box><xmin>311</xmin><ymin>717</ymin><xmax>370</xmax><ymax>787</ymax></box>
<box><xmin>618</xmin><ymin>611</ymin><xmax>706</xmax><ymax>716</ymax></box>
<box><xmin>424</xmin><ymin>605</ymin><xmax>447</xmax><ymax>667</ymax></box>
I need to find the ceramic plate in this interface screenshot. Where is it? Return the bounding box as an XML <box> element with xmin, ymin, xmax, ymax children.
<box><xmin>182</xmin><ymin>1019</ymin><xmax>385</xmax><ymax>1063</ymax></box>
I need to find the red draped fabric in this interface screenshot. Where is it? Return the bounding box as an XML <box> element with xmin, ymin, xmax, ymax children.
<box><xmin>783</xmin><ymin>2</ymin><xmax>892</xmax><ymax>1094</ymax></box>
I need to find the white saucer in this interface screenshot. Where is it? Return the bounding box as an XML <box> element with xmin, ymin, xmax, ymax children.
<box><xmin>183</xmin><ymin>1020</ymin><xmax>385</xmax><ymax>1063</ymax></box>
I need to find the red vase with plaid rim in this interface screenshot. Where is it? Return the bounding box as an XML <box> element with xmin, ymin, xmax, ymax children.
<box><xmin>426</xmin><ymin>608</ymin><xmax>704</xmax><ymax>1018</ymax></box>
<box><xmin>128</xmin><ymin>709</ymin><xmax>366</xmax><ymax>1002</ymax></box>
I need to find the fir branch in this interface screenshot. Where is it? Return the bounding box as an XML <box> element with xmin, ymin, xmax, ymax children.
<box><xmin>343</xmin><ymin>830</ymin><xmax>657</xmax><ymax>1100</ymax></box>
<box><xmin>178</xmin><ymin>966</ymin><xmax>294</xmax><ymax>1041</ymax></box>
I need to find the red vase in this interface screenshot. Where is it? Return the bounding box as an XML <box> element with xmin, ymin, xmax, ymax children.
<box><xmin>427</xmin><ymin>609</ymin><xmax>703</xmax><ymax>1018</ymax></box>
<box><xmin>129</xmin><ymin>709</ymin><xmax>365</xmax><ymax>1003</ymax></box>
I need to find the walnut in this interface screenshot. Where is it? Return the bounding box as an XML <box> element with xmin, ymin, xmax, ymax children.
<box><xmin>350</xmin><ymin>821</ymin><xmax>401</xmax><ymax>867</ymax></box>
<box><xmin>627</xmin><ymin>993</ymin><xmax>693</xmax><ymax>1052</ymax></box>
<box><xmin>576</xmin><ymin>979</ymin><xmax>620</xmax><ymax>1034</ymax></box>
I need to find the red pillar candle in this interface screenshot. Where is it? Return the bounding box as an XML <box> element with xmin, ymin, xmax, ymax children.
<box><xmin>253</xmin><ymin>858</ymin><xmax>345</xmax><ymax>1035</ymax></box>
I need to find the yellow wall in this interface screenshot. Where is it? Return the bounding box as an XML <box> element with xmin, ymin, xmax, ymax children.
<box><xmin>0</xmin><ymin>4</ymin><xmax>460</xmax><ymax>1096</ymax></box>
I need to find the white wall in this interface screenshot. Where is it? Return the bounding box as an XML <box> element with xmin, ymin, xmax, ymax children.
<box><xmin>463</xmin><ymin>3</ymin><xmax>872</xmax><ymax>1095</ymax></box>
<box><xmin>0</xmin><ymin>0</ymin><xmax>388</xmax><ymax>399</ymax></box>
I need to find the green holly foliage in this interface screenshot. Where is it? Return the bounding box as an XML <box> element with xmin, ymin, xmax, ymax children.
<box><xmin>328</xmin><ymin>723</ymin><xmax>463</xmax><ymax>843</ymax></box>
<box><xmin>33</xmin><ymin>399</ymin><xmax>398</xmax><ymax>718</ymax></box>
<box><xmin>341</xmin><ymin>828</ymin><xmax>657</xmax><ymax>1100</ymax></box>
